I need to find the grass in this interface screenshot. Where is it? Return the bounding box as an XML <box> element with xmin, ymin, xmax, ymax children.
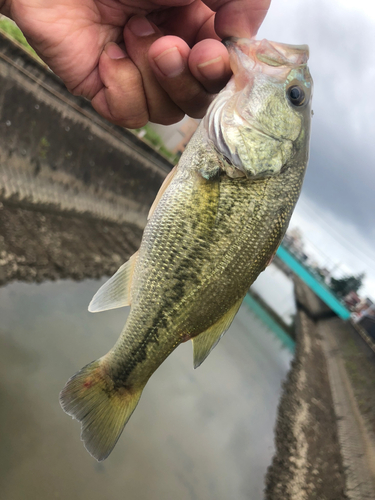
<box><xmin>0</xmin><ymin>16</ymin><xmax>39</xmax><ymax>59</ymax></box>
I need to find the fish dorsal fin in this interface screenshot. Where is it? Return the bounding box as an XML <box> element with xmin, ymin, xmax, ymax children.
<box><xmin>192</xmin><ymin>296</ymin><xmax>243</xmax><ymax>369</ymax></box>
<box><xmin>88</xmin><ymin>252</ymin><xmax>138</xmax><ymax>313</ymax></box>
<box><xmin>148</xmin><ymin>166</ymin><xmax>177</xmax><ymax>220</ymax></box>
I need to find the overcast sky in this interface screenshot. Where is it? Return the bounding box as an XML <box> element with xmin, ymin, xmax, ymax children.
<box><xmin>258</xmin><ymin>0</ymin><xmax>375</xmax><ymax>299</ymax></box>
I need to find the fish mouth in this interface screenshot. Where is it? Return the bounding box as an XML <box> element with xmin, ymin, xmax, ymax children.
<box><xmin>222</xmin><ymin>37</ymin><xmax>310</xmax><ymax>90</ymax></box>
<box><xmin>223</xmin><ymin>37</ymin><xmax>309</xmax><ymax>68</ymax></box>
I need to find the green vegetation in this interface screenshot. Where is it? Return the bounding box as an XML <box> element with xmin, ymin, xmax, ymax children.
<box><xmin>134</xmin><ymin>124</ymin><xmax>180</xmax><ymax>164</ymax></box>
<box><xmin>38</xmin><ymin>136</ymin><xmax>50</xmax><ymax>159</ymax></box>
<box><xmin>330</xmin><ymin>273</ymin><xmax>365</xmax><ymax>298</ymax></box>
<box><xmin>0</xmin><ymin>17</ymin><xmax>39</xmax><ymax>59</ymax></box>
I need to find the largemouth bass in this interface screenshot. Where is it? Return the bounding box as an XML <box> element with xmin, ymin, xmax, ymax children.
<box><xmin>60</xmin><ymin>38</ymin><xmax>313</xmax><ymax>461</ymax></box>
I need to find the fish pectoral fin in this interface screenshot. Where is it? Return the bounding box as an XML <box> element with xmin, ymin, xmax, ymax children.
<box><xmin>192</xmin><ymin>296</ymin><xmax>244</xmax><ymax>369</ymax></box>
<box><xmin>148</xmin><ymin>165</ymin><xmax>177</xmax><ymax>220</ymax></box>
<box><xmin>88</xmin><ymin>251</ymin><xmax>138</xmax><ymax>313</ymax></box>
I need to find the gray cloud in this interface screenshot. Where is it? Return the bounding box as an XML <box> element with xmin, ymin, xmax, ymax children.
<box><xmin>304</xmin><ymin>125</ymin><xmax>375</xmax><ymax>243</ymax></box>
<box><xmin>260</xmin><ymin>0</ymin><xmax>375</xmax><ymax>244</ymax></box>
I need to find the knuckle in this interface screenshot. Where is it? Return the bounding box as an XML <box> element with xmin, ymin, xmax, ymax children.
<box><xmin>155</xmin><ymin>111</ymin><xmax>185</xmax><ymax>126</ymax></box>
<box><xmin>110</xmin><ymin>111</ymin><xmax>149</xmax><ymax>129</ymax></box>
<box><xmin>124</xmin><ymin>117</ymin><xmax>149</xmax><ymax>129</ymax></box>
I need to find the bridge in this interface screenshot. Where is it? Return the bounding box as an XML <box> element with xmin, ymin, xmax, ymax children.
<box><xmin>276</xmin><ymin>244</ymin><xmax>351</xmax><ymax>320</ymax></box>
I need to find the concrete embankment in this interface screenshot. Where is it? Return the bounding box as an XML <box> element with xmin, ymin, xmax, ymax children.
<box><xmin>265</xmin><ymin>277</ymin><xmax>375</xmax><ymax>500</ymax></box>
<box><xmin>0</xmin><ymin>31</ymin><xmax>171</xmax><ymax>230</ymax></box>
<box><xmin>0</xmin><ymin>31</ymin><xmax>173</xmax><ymax>285</ymax></box>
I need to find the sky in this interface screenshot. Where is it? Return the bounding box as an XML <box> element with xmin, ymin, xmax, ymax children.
<box><xmin>257</xmin><ymin>0</ymin><xmax>375</xmax><ymax>299</ymax></box>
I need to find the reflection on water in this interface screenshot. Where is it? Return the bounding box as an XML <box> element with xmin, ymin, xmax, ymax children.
<box><xmin>251</xmin><ymin>263</ymin><xmax>296</xmax><ymax>325</ymax></box>
<box><xmin>0</xmin><ymin>279</ymin><xmax>292</xmax><ymax>500</ymax></box>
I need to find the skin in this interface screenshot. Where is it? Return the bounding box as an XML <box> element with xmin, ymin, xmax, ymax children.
<box><xmin>0</xmin><ymin>0</ymin><xmax>271</xmax><ymax>127</ymax></box>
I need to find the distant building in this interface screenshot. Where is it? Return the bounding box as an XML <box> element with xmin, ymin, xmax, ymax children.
<box><xmin>356</xmin><ymin>302</ymin><xmax>375</xmax><ymax>342</ymax></box>
<box><xmin>352</xmin><ymin>297</ymin><xmax>375</xmax><ymax>316</ymax></box>
<box><xmin>344</xmin><ymin>290</ymin><xmax>361</xmax><ymax>310</ymax></box>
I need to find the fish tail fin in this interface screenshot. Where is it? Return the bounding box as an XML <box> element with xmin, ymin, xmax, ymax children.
<box><xmin>59</xmin><ymin>359</ymin><xmax>143</xmax><ymax>461</ymax></box>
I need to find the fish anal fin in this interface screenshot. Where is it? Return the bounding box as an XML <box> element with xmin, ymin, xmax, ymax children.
<box><xmin>148</xmin><ymin>166</ymin><xmax>177</xmax><ymax>220</ymax></box>
<box><xmin>192</xmin><ymin>297</ymin><xmax>243</xmax><ymax>369</ymax></box>
<box><xmin>88</xmin><ymin>251</ymin><xmax>138</xmax><ymax>313</ymax></box>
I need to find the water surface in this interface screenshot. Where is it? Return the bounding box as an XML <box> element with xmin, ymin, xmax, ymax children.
<box><xmin>251</xmin><ymin>263</ymin><xmax>296</xmax><ymax>325</ymax></box>
<box><xmin>0</xmin><ymin>279</ymin><xmax>292</xmax><ymax>500</ymax></box>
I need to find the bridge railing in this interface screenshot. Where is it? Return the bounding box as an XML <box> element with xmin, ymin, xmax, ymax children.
<box><xmin>276</xmin><ymin>244</ymin><xmax>351</xmax><ymax>320</ymax></box>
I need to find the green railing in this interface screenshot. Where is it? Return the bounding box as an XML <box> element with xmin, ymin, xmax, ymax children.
<box><xmin>276</xmin><ymin>245</ymin><xmax>351</xmax><ymax>320</ymax></box>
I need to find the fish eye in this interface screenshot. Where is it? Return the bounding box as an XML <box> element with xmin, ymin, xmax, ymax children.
<box><xmin>287</xmin><ymin>85</ymin><xmax>305</xmax><ymax>106</ymax></box>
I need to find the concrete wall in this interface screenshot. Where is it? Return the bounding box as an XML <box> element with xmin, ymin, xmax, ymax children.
<box><xmin>0</xmin><ymin>32</ymin><xmax>172</xmax><ymax>228</ymax></box>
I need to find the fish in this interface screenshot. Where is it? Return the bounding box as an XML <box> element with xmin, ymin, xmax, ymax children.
<box><xmin>60</xmin><ymin>37</ymin><xmax>313</xmax><ymax>461</ymax></box>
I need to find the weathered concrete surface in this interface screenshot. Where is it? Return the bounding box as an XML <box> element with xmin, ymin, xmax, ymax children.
<box><xmin>0</xmin><ymin>33</ymin><xmax>174</xmax><ymax>286</ymax></box>
<box><xmin>320</xmin><ymin>318</ymin><xmax>375</xmax><ymax>499</ymax></box>
<box><xmin>0</xmin><ymin>203</ymin><xmax>142</xmax><ymax>287</ymax></box>
<box><xmin>265</xmin><ymin>287</ymin><xmax>347</xmax><ymax>499</ymax></box>
<box><xmin>265</xmin><ymin>277</ymin><xmax>375</xmax><ymax>500</ymax></box>
<box><xmin>0</xmin><ymin>32</ymin><xmax>171</xmax><ymax>228</ymax></box>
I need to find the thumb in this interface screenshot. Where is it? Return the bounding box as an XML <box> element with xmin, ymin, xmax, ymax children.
<box><xmin>91</xmin><ymin>42</ymin><xmax>149</xmax><ymax>129</ymax></box>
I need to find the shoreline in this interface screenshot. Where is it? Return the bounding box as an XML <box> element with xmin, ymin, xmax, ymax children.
<box><xmin>265</xmin><ymin>277</ymin><xmax>375</xmax><ymax>499</ymax></box>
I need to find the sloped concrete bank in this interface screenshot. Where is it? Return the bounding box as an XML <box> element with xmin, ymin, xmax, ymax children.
<box><xmin>0</xmin><ymin>31</ymin><xmax>172</xmax><ymax>230</ymax></box>
<box><xmin>0</xmin><ymin>202</ymin><xmax>142</xmax><ymax>286</ymax></box>
<box><xmin>265</xmin><ymin>277</ymin><xmax>375</xmax><ymax>500</ymax></box>
<box><xmin>0</xmin><ymin>32</ymin><xmax>171</xmax><ymax>285</ymax></box>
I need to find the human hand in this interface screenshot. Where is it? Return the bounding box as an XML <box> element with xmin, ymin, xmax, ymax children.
<box><xmin>0</xmin><ymin>1</ymin><xmax>271</xmax><ymax>127</ymax></box>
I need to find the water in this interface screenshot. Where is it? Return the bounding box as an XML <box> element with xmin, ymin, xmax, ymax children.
<box><xmin>0</xmin><ymin>278</ymin><xmax>292</xmax><ymax>500</ymax></box>
<box><xmin>251</xmin><ymin>263</ymin><xmax>297</xmax><ymax>326</ymax></box>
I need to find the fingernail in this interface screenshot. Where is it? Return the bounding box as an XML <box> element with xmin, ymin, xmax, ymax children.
<box><xmin>197</xmin><ymin>56</ymin><xmax>225</xmax><ymax>80</ymax></box>
<box><xmin>105</xmin><ymin>43</ymin><xmax>127</xmax><ymax>60</ymax></box>
<box><xmin>154</xmin><ymin>47</ymin><xmax>184</xmax><ymax>77</ymax></box>
<box><xmin>129</xmin><ymin>16</ymin><xmax>155</xmax><ymax>37</ymax></box>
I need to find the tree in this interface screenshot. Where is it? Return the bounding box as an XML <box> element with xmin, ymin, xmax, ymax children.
<box><xmin>330</xmin><ymin>273</ymin><xmax>365</xmax><ymax>298</ymax></box>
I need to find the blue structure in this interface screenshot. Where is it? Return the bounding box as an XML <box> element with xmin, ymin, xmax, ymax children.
<box><xmin>276</xmin><ymin>245</ymin><xmax>351</xmax><ymax>320</ymax></box>
<box><xmin>243</xmin><ymin>294</ymin><xmax>295</xmax><ymax>352</ymax></box>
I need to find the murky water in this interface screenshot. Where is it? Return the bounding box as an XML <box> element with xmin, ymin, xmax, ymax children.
<box><xmin>0</xmin><ymin>278</ymin><xmax>292</xmax><ymax>500</ymax></box>
<box><xmin>251</xmin><ymin>263</ymin><xmax>296</xmax><ymax>325</ymax></box>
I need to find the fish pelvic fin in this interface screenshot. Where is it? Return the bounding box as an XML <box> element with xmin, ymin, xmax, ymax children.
<box><xmin>88</xmin><ymin>251</ymin><xmax>138</xmax><ymax>313</ymax></box>
<box><xmin>60</xmin><ymin>359</ymin><xmax>143</xmax><ymax>461</ymax></box>
<box><xmin>192</xmin><ymin>296</ymin><xmax>244</xmax><ymax>369</ymax></box>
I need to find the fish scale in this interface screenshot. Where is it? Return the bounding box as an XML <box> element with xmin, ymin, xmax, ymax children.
<box><xmin>60</xmin><ymin>37</ymin><xmax>313</xmax><ymax>461</ymax></box>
